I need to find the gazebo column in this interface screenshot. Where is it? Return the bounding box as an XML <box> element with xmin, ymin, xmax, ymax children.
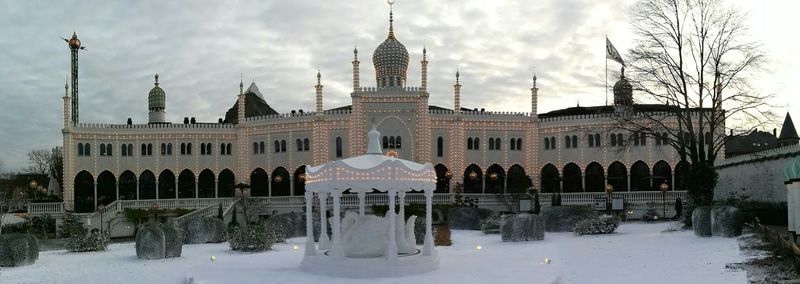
<box><xmin>386</xmin><ymin>190</ymin><xmax>399</xmax><ymax>261</ymax></box>
<box><xmin>358</xmin><ymin>191</ymin><xmax>366</xmax><ymax>216</ymax></box>
<box><xmin>423</xmin><ymin>189</ymin><xmax>434</xmax><ymax>256</ymax></box>
<box><xmin>398</xmin><ymin>191</ymin><xmax>406</xmax><ymax>221</ymax></box>
<box><xmin>304</xmin><ymin>191</ymin><xmax>316</xmax><ymax>256</ymax></box>
<box><xmin>319</xmin><ymin>191</ymin><xmax>330</xmax><ymax>250</ymax></box>
<box><xmin>331</xmin><ymin>191</ymin><xmax>344</xmax><ymax>258</ymax></box>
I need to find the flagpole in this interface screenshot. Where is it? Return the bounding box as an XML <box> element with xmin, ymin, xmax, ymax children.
<box><xmin>605</xmin><ymin>35</ymin><xmax>608</xmax><ymax>106</ymax></box>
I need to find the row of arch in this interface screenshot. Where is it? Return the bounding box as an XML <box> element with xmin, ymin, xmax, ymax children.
<box><xmin>72</xmin><ymin>166</ymin><xmax>309</xmax><ymax>213</ymax></box>
<box><xmin>433</xmin><ymin>163</ymin><xmax>529</xmax><ymax>194</ymax></box>
<box><xmin>539</xmin><ymin>160</ymin><xmax>689</xmax><ymax>193</ymax></box>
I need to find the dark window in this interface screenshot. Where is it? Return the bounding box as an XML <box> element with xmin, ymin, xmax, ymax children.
<box><xmin>589</xmin><ymin>135</ymin><xmax>594</xmax><ymax>147</ymax></box>
<box><xmin>186</xmin><ymin>143</ymin><xmax>192</xmax><ymax>155</ymax></box>
<box><xmin>122</xmin><ymin>144</ymin><xmax>128</xmax><ymax>157</ymax></box>
<box><xmin>704</xmin><ymin>132</ymin><xmax>711</xmax><ymax>145</ymax></box>
<box><xmin>85</xmin><ymin>143</ymin><xmax>90</xmax><ymax>156</ymax></box>
<box><xmin>253</xmin><ymin>142</ymin><xmax>258</xmax><ymax>154</ymax></box>
<box><xmin>489</xmin><ymin>138</ymin><xmax>495</xmax><ymax>150</ymax></box>
<box><xmin>144</xmin><ymin>144</ymin><xmax>150</xmax><ymax>155</ymax></box>
<box><xmin>594</xmin><ymin>134</ymin><xmax>601</xmax><ymax>147</ymax></box>
<box><xmin>107</xmin><ymin>144</ymin><xmax>113</xmax><ymax>156</ymax></box>
<box><xmin>467</xmin><ymin>138</ymin><xmax>473</xmax><ymax>150</ymax></box>
<box><xmin>510</xmin><ymin>138</ymin><xmax>516</xmax><ymax>150</ymax></box>
<box><xmin>550</xmin><ymin>137</ymin><xmax>555</xmax><ymax>149</ymax></box>
<box><xmin>495</xmin><ymin>138</ymin><xmax>501</xmax><ymax>150</ymax></box>
<box><xmin>221</xmin><ymin>143</ymin><xmax>226</xmax><ymax>155</ymax></box>
<box><xmin>100</xmin><ymin>144</ymin><xmax>106</xmax><ymax>156</ymax></box>
<box><xmin>147</xmin><ymin>144</ymin><xmax>152</xmax><ymax>155</ymax></box>
<box><xmin>281</xmin><ymin>140</ymin><xmax>286</xmax><ymax>152</ymax></box>
<box><xmin>544</xmin><ymin>138</ymin><xmax>549</xmax><ymax>150</ymax></box>
<box><xmin>226</xmin><ymin>143</ymin><xmax>231</xmax><ymax>155</ymax></box>
<box><xmin>395</xmin><ymin>136</ymin><xmax>401</xmax><ymax>149</ymax></box>
<box><xmin>78</xmin><ymin>143</ymin><xmax>84</xmax><ymax>156</ymax></box>
<box><xmin>259</xmin><ymin>142</ymin><xmax>265</xmax><ymax>154</ymax></box>
<box><xmin>516</xmin><ymin>138</ymin><xmax>522</xmax><ymax>150</ymax></box>
<box><xmin>474</xmin><ymin>138</ymin><xmax>480</xmax><ymax>150</ymax></box>
<box><xmin>304</xmin><ymin>138</ymin><xmax>310</xmax><ymax>151</ymax></box>
<box><xmin>616</xmin><ymin>133</ymin><xmax>623</xmax><ymax>146</ymax></box>
<box><xmin>565</xmin><ymin>136</ymin><xmax>571</xmax><ymax>148</ymax></box>
<box><xmin>437</xmin><ymin>136</ymin><xmax>444</xmax><ymax>157</ymax></box>
<box><xmin>206</xmin><ymin>143</ymin><xmax>211</xmax><ymax>155</ymax></box>
<box><xmin>336</xmin><ymin>137</ymin><xmax>343</xmax><ymax>158</ymax></box>
<box><xmin>160</xmin><ymin>143</ymin><xmax>166</xmax><ymax>155</ymax></box>
<box><xmin>640</xmin><ymin>133</ymin><xmax>646</xmax><ymax>146</ymax></box>
<box><xmin>389</xmin><ymin>136</ymin><xmax>395</xmax><ymax>149</ymax></box>
<box><xmin>571</xmin><ymin>135</ymin><xmax>577</xmax><ymax>148</ymax></box>
<box><xmin>167</xmin><ymin>143</ymin><xmax>172</xmax><ymax>155</ymax></box>
<box><xmin>296</xmin><ymin>139</ymin><xmax>303</xmax><ymax>152</ymax></box>
<box><xmin>274</xmin><ymin>141</ymin><xmax>280</xmax><ymax>153</ymax></box>
<box><xmin>383</xmin><ymin>136</ymin><xmax>389</xmax><ymax>149</ymax></box>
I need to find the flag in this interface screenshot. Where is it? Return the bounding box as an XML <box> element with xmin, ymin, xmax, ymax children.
<box><xmin>606</xmin><ymin>37</ymin><xmax>625</xmax><ymax>66</ymax></box>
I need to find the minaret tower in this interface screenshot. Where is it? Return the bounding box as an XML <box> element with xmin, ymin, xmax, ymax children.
<box><xmin>315</xmin><ymin>71</ymin><xmax>324</xmax><ymax>114</ymax></box>
<box><xmin>352</xmin><ymin>47</ymin><xmax>360</xmax><ymax>90</ymax></box>
<box><xmin>148</xmin><ymin>74</ymin><xmax>167</xmax><ymax>123</ymax></box>
<box><xmin>237</xmin><ymin>76</ymin><xmax>245</xmax><ymax>123</ymax></box>
<box><xmin>421</xmin><ymin>46</ymin><xmax>428</xmax><ymax>91</ymax></box>
<box><xmin>63</xmin><ymin>32</ymin><xmax>85</xmax><ymax>125</ymax></box>
<box><xmin>531</xmin><ymin>73</ymin><xmax>538</xmax><ymax>117</ymax></box>
<box><xmin>63</xmin><ymin>77</ymin><xmax>71</xmax><ymax>127</ymax></box>
<box><xmin>453</xmin><ymin>70</ymin><xmax>461</xmax><ymax>114</ymax></box>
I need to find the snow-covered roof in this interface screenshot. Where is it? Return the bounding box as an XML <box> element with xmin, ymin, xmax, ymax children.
<box><xmin>305</xmin><ymin>126</ymin><xmax>435</xmax><ymax>193</ymax></box>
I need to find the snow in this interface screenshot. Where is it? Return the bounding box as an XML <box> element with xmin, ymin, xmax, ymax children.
<box><xmin>0</xmin><ymin>222</ymin><xmax>747</xmax><ymax>284</ymax></box>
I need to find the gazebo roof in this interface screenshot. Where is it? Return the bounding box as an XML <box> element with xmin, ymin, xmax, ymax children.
<box><xmin>305</xmin><ymin>126</ymin><xmax>436</xmax><ymax>193</ymax></box>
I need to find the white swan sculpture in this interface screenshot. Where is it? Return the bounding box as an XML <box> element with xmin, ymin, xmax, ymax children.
<box><xmin>338</xmin><ymin>212</ymin><xmax>418</xmax><ymax>258</ymax></box>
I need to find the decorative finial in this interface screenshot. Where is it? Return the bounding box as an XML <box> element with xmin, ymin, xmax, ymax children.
<box><xmin>620</xmin><ymin>66</ymin><xmax>625</xmax><ymax>78</ymax></box>
<box><xmin>423</xmin><ymin>44</ymin><xmax>427</xmax><ymax>59</ymax></box>
<box><xmin>533</xmin><ymin>74</ymin><xmax>537</xmax><ymax>88</ymax></box>
<box><xmin>387</xmin><ymin>0</ymin><xmax>395</xmax><ymax>38</ymax></box>
<box><xmin>455</xmin><ymin>68</ymin><xmax>460</xmax><ymax>84</ymax></box>
<box><xmin>154</xmin><ymin>74</ymin><xmax>159</xmax><ymax>85</ymax></box>
<box><xmin>317</xmin><ymin>70</ymin><xmax>321</xmax><ymax>84</ymax></box>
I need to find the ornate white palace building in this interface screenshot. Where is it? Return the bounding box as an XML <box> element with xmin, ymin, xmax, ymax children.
<box><xmin>59</xmin><ymin>5</ymin><xmax>703</xmax><ymax>213</ymax></box>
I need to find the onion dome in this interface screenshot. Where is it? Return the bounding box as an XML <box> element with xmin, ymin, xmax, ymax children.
<box><xmin>148</xmin><ymin>74</ymin><xmax>166</xmax><ymax>112</ymax></box>
<box><xmin>613</xmin><ymin>67</ymin><xmax>633</xmax><ymax>106</ymax></box>
<box><xmin>373</xmin><ymin>4</ymin><xmax>409</xmax><ymax>88</ymax></box>
<box><xmin>68</xmin><ymin>32</ymin><xmax>81</xmax><ymax>49</ymax></box>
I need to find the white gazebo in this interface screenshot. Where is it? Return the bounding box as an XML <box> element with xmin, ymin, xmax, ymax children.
<box><xmin>300</xmin><ymin>125</ymin><xmax>439</xmax><ymax>278</ymax></box>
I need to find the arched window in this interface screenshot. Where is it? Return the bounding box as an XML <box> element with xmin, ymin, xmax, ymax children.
<box><xmin>437</xmin><ymin>136</ymin><xmax>444</xmax><ymax>157</ymax></box>
<box><xmin>395</xmin><ymin>136</ymin><xmax>401</xmax><ymax>149</ymax></box>
<box><xmin>616</xmin><ymin>133</ymin><xmax>623</xmax><ymax>146</ymax></box>
<box><xmin>85</xmin><ymin>143</ymin><xmax>91</xmax><ymax>156</ymax></box>
<box><xmin>594</xmin><ymin>134</ymin><xmax>601</xmax><ymax>147</ymax></box>
<box><xmin>388</xmin><ymin>136</ymin><xmax>395</xmax><ymax>149</ymax></box>
<box><xmin>122</xmin><ymin>144</ymin><xmax>128</xmax><ymax>157</ymax></box>
<box><xmin>280</xmin><ymin>140</ymin><xmax>286</xmax><ymax>152</ymax></box>
<box><xmin>186</xmin><ymin>143</ymin><xmax>192</xmax><ymax>155</ymax></box>
<box><xmin>640</xmin><ymin>132</ymin><xmax>647</xmax><ymax>146</ymax></box>
<box><xmin>303</xmin><ymin>138</ymin><xmax>310</xmax><ymax>151</ymax></box>
<box><xmin>78</xmin><ymin>143</ymin><xmax>84</xmax><ymax>156</ymax></box>
<box><xmin>383</xmin><ymin>136</ymin><xmax>389</xmax><ymax>149</ymax></box>
<box><xmin>160</xmin><ymin>143</ymin><xmax>165</xmax><ymax>155</ymax></box>
<box><xmin>565</xmin><ymin>136</ymin><xmax>571</xmax><ymax>148</ymax></box>
<box><xmin>489</xmin><ymin>138</ymin><xmax>495</xmax><ymax>150</ymax></box>
<box><xmin>467</xmin><ymin>137</ymin><xmax>473</xmax><ymax>150</ymax></box>
<box><xmin>221</xmin><ymin>143</ymin><xmax>226</xmax><ymax>155</ymax></box>
<box><xmin>474</xmin><ymin>138</ymin><xmax>480</xmax><ymax>150</ymax></box>
<box><xmin>145</xmin><ymin>143</ymin><xmax>150</xmax><ymax>155</ymax></box>
<box><xmin>544</xmin><ymin>138</ymin><xmax>549</xmax><ymax>150</ymax></box>
<box><xmin>253</xmin><ymin>142</ymin><xmax>258</xmax><ymax>154</ymax></box>
<box><xmin>226</xmin><ymin>143</ymin><xmax>231</xmax><ymax>155</ymax></box>
<box><xmin>589</xmin><ymin>135</ymin><xmax>595</xmax><ymax>147</ymax></box>
<box><xmin>166</xmin><ymin>143</ymin><xmax>172</xmax><ymax>155</ymax></box>
<box><xmin>516</xmin><ymin>138</ymin><xmax>522</xmax><ymax>150</ymax></box>
<box><xmin>296</xmin><ymin>139</ymin><xmax>303</xmax><ymax>152</ymax></box>
<box><xmin>147</xmin><ymin>144</ymin><xmax>152</xmax><ymax>155</ymax></box>
<box><xmin>495</xmin><ymin>138</ymin><xmax>501</xmax><ymax>150</ymax></box>
<box><xmin>107</xmin><ymin>144</ymin><xmax>113</xmax><ymax>156</ymax></box>
<box><xmin>100</xmin><ymin>144</ymin><xmax>106</xmax><ymax>156</ymax></box>
<box><xmin>259</xmin><ymin>142</ymin><xmax>265</xmax><ymax>154</ymax></box>
<box><xmin>704</xmin><ymin>132</ymin><xmax>711</xmax><ymax>145</ymax></box>
<box><xmin>274</xmin><ymin>141</ymin><xmax>280</xmax><ymax>153</ymax></box>
<box><xmin>549</xmin><ymin>137</ymin><xmax>555</xmax><ymax>149</ymax></box>
<box><xmin>571</xmin><ymin>135</ymin><xmax>577</xmax><ymax>148</ymax></box>
<box><xmin>206</xmin><ymin>143</ymin><xmax>211</xmax><ymax>155</ymax></box>
<box><xmin>336</xmin><ymin>137</ymin><xmax>343</xmax><ymax>158</ymax></box>
<box><xmin>510</xmin><ymin>138</ymin><xmax>516</xmax><ymax>150</ymax></box>
<box><xmin>611</xmin><ymin>134</ymin><xmax>617</xmax><ymax>146</ymax></box>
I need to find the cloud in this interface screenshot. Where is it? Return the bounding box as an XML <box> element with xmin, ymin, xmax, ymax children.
<box><xmin>0</xmin><ymin>0</ymin><xmax>795</xmax><ymax>170</ymax></box>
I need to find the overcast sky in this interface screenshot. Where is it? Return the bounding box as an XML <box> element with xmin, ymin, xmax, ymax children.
<box><xmin>0</xmin><ymin>0</ymin><xmax>798</xmax><ymax>171</ymax></box>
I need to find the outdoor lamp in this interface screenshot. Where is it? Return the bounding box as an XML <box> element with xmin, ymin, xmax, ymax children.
<box><xmin>274</xmin><ymin>175</ymin><xmax>284</xmax><ymax>183</ymax></box>
<box><xmin>660</xmin><ymin>182</ymin><xmax>669</xmax><ymax>192</ymax></box>
<box><xmin>29</xmin><ymin>180</ymin><xmax>38</xmax><ymax>189</ymax></box>
<box><xmin>444</xmin><ymin>171</ymin><xmax>452</xmax><ymax>179</ymax></box>
<box><xmin>469</xmin><ymin>171</ymin><xmax>478</xmax><ymax>180</ymax></box>
<box><xmin>605</xmin><ymin>184</ymin><xmax>614</xmax><ymax>194</ymax></box>
<box><xmin>489</xmin><ymin>173</ymin><xmax>498</xmax><ymax>181</ymax></box>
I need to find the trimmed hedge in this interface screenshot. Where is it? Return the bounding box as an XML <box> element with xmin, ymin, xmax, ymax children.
<box><xmin>66</xmin><ymin>231</ymin><xmax>110</xmax><ymax>252</ymax></box>
<box><xmin>541</xmin><ymin>205</ymin><xmax>594</xmax><ymax>232</ymax></box>
<box><xmin>448</xmin><ymin>207</ymin><xmax>493</xmax><ymax>230</ymax></box>
<box><xmin>692</xmin><ymin>206</ymin><xmax>713</xmax><ymax>237</ymax></box>
<box><xmin>0</xmin><ymin>233</ymin><xmax>39</xmax><ymax>267</ymax></box>
<box><xmin>710</xmin><ymin>206</ymin><xmax>743</xmax><ymax>237</ymax></box>
<box><xmin>480</xmin><ymin>215</ymin><xmax>503</xmax><ymax>234</ymax></box>
<box><xmin>181</xmin><ymin>217</ymin><xmax>226</xmax><ymax>244</ymax></box>
<box><xmin>229</xmin><ymin>223</ymin><xmax>276</xmax><ymax>252</ymax></box>
<box><xmin>500</xmin><ymin>214</ymin><xmax>545</xmax><ymax>242</ymax></box>
<box><xmin>135</xmin><ymin>222</ymin><xmax>183</xmax><ymax>259</ymax></box>
<box><xmin>573</xmin><ymin>215</ymin><xmax>619</xmax><ymax>236</ymax></box>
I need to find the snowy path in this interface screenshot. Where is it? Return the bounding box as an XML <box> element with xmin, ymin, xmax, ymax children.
<box><xmin>0</xmin><ymin>222</ymin><xmax>746</xmax><ymax>284</ymax></box>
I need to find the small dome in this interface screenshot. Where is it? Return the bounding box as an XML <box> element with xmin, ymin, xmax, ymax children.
<box><xmin>68</xmin><ymin>33</ymin><xmax>81</xmax><ymax>49</ymax></box>
<box><xmin>148</xmin><ymin>74</ymin><xmax>165</xmax><ymax>111</ymax></box>
<box><xmin>613</xmin><ymin>69</ymin><xmax>633</xmax><ymax>106</ymax></box>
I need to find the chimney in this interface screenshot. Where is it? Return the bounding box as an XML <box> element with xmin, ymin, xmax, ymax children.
<box><xmin>183</xmin><ymin>117</ymin><xmax>189</xmax><ymax>124</ymax></box>
<box><xmin>218</xmin><ymin>118</ymin><xmax>223</xmax><ymax>123</ymax></box>
<box><xmin>190</xmin><ymin>117</ymin><xmax>196</xmax><ymax>124</ymax></box>
<box><xmin>127</xmin><ymin>118</ymin><xmax>132</xmax><ymax>125</ymax></box>
<box><xmin>774</xmin><ymin>128</ymin><xmax>777</xmax><ymax>137</ymax></box>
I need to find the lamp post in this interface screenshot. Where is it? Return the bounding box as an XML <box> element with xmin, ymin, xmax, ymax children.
<box><xmin>605</xmin><ymin>184</ymin><xmax>614</xmax><ymax>215</ymax></box>
<box><xmin>660</xmin><ymin>182</ymin><xmax>669</xmax><ymax>218</ymax></box>
<box><xmin>235</xmin><ymin>183</ymin><xmax>251</xmax><ymax>224</ymax></box>
<box><xmin>97</xmin><ymin>204</ymin><xmax>106</xmax><ymax>233</ymax></box>
<box><xmin>29</xmin><ymin>180</ymin><xmax>38</xmax><ymax>201</ymax></box>
<box><xmin>150</xmin><ymin>203</ymin><xmax>160</xmax><ymax>222</ymax></box>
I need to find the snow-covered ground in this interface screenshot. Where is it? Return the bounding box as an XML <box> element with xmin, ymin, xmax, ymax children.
<box><xmin>0</xmin><ymin>222</ymin><xmax>746</xmax><ymax>284</ymax></box>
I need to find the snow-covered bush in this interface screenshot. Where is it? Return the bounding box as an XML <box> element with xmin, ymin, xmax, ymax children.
<box><xmin>691</xmin><ymin>206</ymin><xmax>713</xmax><ymax>237</ymax></box>
<box><xmin>264</xmin><ymin>218</ymin><xmax>288</xmax><ymax>243</ymax></box>
<box><xmin>480</xmin><ymin>215</ymin><xmax>503</xmax><ymax>234</ymax></box>
<box><xmin>710</xmin><ymin>206</ymin><xmax>743</xmax><ymax>237</ymax></box>
<box><xmin>161</xmin><ymin>223</ymin><xmax>183</xmax><ymax>258</ymax></box>
<box><xmin>573</xmin><ymin>215</ymin><xmax>619</xmax><ymax>236</ymax></box>
<box><xmin>58</xmin><ymin>213</ymin><xmax>86</xmax><ymax>238</ymax></box>
<box><xmin>0</xmin><ymin>233</ymin><xmax>38</xmax><ymax>267</ymax></box>
<box><xmin>229</xmin><ymin>223</ymin><xmax>275</xmax><ymax>252</ymax></box>
<box><xmin>414</xmin><ymin>217</ymin><xmax>427</xmax><ymax>244</ymax></box>
<box><xmin>448</xmin><ymin>207</ymin><xmax>493</xmax><ymax>230</ymax></box>
<box><xmin>135</xmin><ymin>222</ymin><xmax>183</xmax><ymax>259</ymax></box>
<box><xmin>65</xmin><ymin>231</ymin><xmax>110</xmax><ymax>252</ymax></box>
<box><xmin>136</xmin><ymin>223</ymin><xmax>165</xmax><ymax>259</ymax></box>
<box><xmin>269</xmin><ymin>213</ymin><xmax>305</xmax><ymax>238</ymax></box>
<box><xmin>541</xmin><ymin>205</ymin><xmax>594</xmax><ymax>232</ymax></box>
<box><xmin>181</xmin><ymin>217</ymin><xmax>226</xmax><ymax>244</ymax></box>
<box><xmin>500</xmin><ymin>214</ymin><xmax>545</xmax><ymax>242</ymax></box>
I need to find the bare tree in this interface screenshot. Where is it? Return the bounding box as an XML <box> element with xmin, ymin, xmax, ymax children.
<box><xmin>25</xmin><ymin>149</ymin><xmax>50</xmax><ymax>175</ymax></box>
<box><xmin>49</xmin><ymin>147</ymin><xmax>64</xmax><ymax>190</ymax></box>
<box><xmin>616</xmin><ymin>0</ymin><xmax>770</xmax><ymax>218</ymax></box>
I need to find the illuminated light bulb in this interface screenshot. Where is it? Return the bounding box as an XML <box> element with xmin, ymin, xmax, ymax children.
<box><xmin>293</xmin><ymin>245</ymin><xmax>300</xmax><ymax>251</ymax></box>
<box><xmin>475</xmin><ymin>245</ymin><xmax>482</xmax><ymax>250</ymax></box>
<box><xmin>211</xmin><ymin>255</ymin><xmax>216</xmax><ymax>261</ymax></box>
<box><xmin>544</xmin><ymin>258</ymin><xmax>551</xmax><ymax>264</ymax></box>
